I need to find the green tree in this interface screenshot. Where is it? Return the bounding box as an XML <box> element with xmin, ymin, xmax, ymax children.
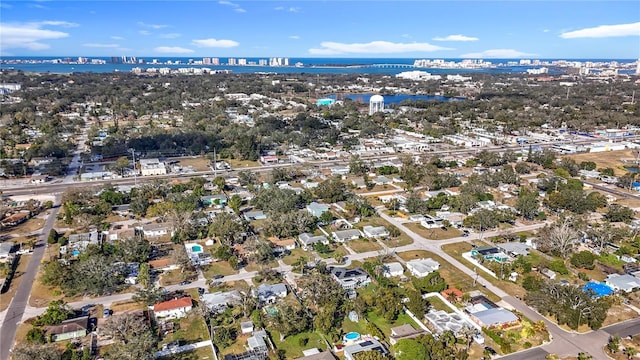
<box><xmin>108</xmin><ymin>156</ymin><xmax>131</xmax><ymax>176</ymax></box>
<box><xmin>26</xmin><ymin>327</ymin><xmax>47</xmax><ymax>344</ymax></box>
<box><xmin>228</xmin><ymin>194</ymin><xmax>242</xmax><ymax>214</ymax></box>
<box><xmin>34</xmin><ymin>300</ymin><xmax>72</xmax><ymax>326</ymax></box>
<box><xmin>208</xmin><ymin>212</ymin><xmax>243</xmax><ymax>245</ymax></box>
<box><xmin>405</xmin><ymin>289</ymin><xmax>429</xmax><ymax>319</ymax></box>
<box><xmin>315</xmin><ymin>176</ymin><xmax>347</xmax><ymax>203</ymax></box>
<box><xmin>11</xmin><ymin>344</ymin><xmax>63</xmax><ymax>360</ymax></box>
<box><xmin>213</xmin><ymin>326</ymin><xmax>235</xmax><ymax>348</ymax></box>
<box><xmin>516</xmin><ymin>187</ymin><xmax>539</xmax><ymax>220</ymax></box>
<box><xmin>137</xmin><ymin>262</ymin><xmax>150</xmax><ymax>288</ymax></box>
<box><xmin>605</xmin><ymin>204</ymin><xmax>635</xmax><ymax>223</ymax></box>
<box><xmin>570</xmin><ymin>251</ymin><xmax>597</xmax><ymax>270</ymax></box>
<box><xmin>47</xmin><ymin>229</ymin><xmax>59</xmax><ymax>244</ymax></box>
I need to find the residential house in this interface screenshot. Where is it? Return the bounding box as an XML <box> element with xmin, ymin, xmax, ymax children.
<box><xmin>253</xmin><ymin>283</ymin><xmax>287</xmax><ymax>304</ymax></box>
<box><xmin>351</xmin><ymin>178</ymin><xmax>367</xmax><ymax>189</ymax></box>
<box><xmin>247</xmin><ymin>330</ymin><xmax>269</xmax><ymax>354</ymax></box>
<box><xmin>241</xmin><ymin>320</ymin><xmax>254</xmax><ymax>334</ymax></box>
<box><xmin>200</xmin><ymin>290</ymin><xmax>242</xmax><ymax>313</ymax></box>
<box><xmin>330</xmin><ymin>166</ymin><xmax>350</xmax><ymax>176</ymax></box>
<box><xmin>389</xmin><ymin>324</ymin><xmax>426</xmax><ymax>345</ymax></box>
<box><xmin>605</xmin><ymin>274</ymin><xmax>640</xmax><ymax>293</ymax></box>
<box><xmin>307</xmin><ymin>202</ymin><xmax>330</xmax><ymax>217</ymax></box>
<box><xmin>46</xmin><ymin>316</ymin><xmax>89</xmax><ymax>342</ymax></box>
<box><xmin>332</xmin><ymin>229</ymin><xmax>363</xmax><ymax>243</ymax></box>
<box><xmin>201</xmin><ymin>194</ymin><xmax>228</xmax><ymax>207</ymax></box>
<box><xmin>294</xmin><ymin>350</ymin><xmax>336</xmax><ymax>360</ymax></box>
<box><xmin>153</xmin><ymin>297</ymin><xmax>193</xmax><ymax>319</ymax></box>
<box><xmin>330</xmin><ymin>267</ymin><xmax>371</xmax><ymax>290</ymax></box>
<box><xmin>343</xmin><ymin>339</ymin><xmax>389</xmax><ymax>360</ymax></box>
<box><xmin>362</xmin><ymin>225</ymin><xmax>389</xmax><ymax>238</ymax></box>
<box><xmin>63</xmin><ymin>231</ymin><xmax>103</xmax><ymax>255</ymax></box>
<box><xmin>139</xmin><ymin>158</ymin><xmax>167</xmax><ymax>176</ymax></box>
<box><xmin>111</xmin><ymin>204</ymin><xmax>131</xmax><ymax>217</ymax></box>
<box><xmin>298</xmin><ymin>233</ymin><xmax>329</xmax><ymax>250</ymax></box>
<box><xmin>619</xmin><ymin>255</ymin><xmax>637</xmax><ymax>263</ymax></box>
<box><xmin>268</xmin><ymin>237</ymin><xmax>296</xmax><ymax>254</ymax></box>
<box><xmin>468</xmin><ymin>308</ymin><xmax>519</xmax><ymax>328</ymax></box>
<box><xmin>541</xmin><ymin>268</ymin><xmax>556</xmax><ymax>280</ymax></box>
<box><xmin>406</xmin><ymin>258</ymin><xmax>440</xmax><ymax>278</ymax></box>
<box><xmin>107</xmin><ymin>225</ymin><xmax>136</xmax><ymax>241</ymax></box>
<box><xmin>372</xmin><ymin>176</ymin><xmax>392</xmax><ymax>186</ymax></box>
<box><xmin>244</xmin><ymin>210</ymin><xmax>267</xmax><ymax>221</ymax></box>
<box><xmin>382</xmin><ymin>262</ymin><xmax>404</xmax><ymax>278</ymax></box>
<box><xmin>471</xmin><ymin>247</ymin><xmax>510</xmax><ymax>263</ymax></box>
<box><xmin>498</xmin><ymin>242</ymin><xmax>531</xmax><ymax>257</ymax></box>
<box><xmin>420</xmin><ymin>215</ymin><xmax>444</xmax><ymax>229</ymax></box>
<box><xmin>441</xmin><ymin>288</ymin><xmax>464</xmax><ymax>303</ymax></box>
<box><xmin>148</xmin><ymin>257</ymin><xmax>179</xmax><ymax>272</ymax></box>
<box><xmin>140</xmin><ymin>222</ymin><xmax>173</xmax><ymax>238</ymax></box>
<box><xmin>1</xmin><ymin>212</ymin><xmax>30</xmax><ymax>227</ymax></box>
<box><xmin>0</xmin><ymin>242</ymin><xmax>15</xmax><ymax>262</ymax></box>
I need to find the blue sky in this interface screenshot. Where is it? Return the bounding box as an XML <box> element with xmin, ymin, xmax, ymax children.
<box><xmin>1</xmin><ymin>1</ymin><xmax>639</xmax><ymax>58</ymax></box>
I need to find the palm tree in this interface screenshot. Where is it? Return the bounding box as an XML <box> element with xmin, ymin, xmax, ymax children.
<box><xmin>624</xmin><ymin>347</ymin><xmax>638</xmax><ymax>360</ymax></box>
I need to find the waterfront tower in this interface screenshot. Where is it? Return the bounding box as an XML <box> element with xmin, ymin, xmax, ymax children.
<box><xmin>369</xmin><ymin>95</ymin><xmax>385</xmax><ymax>115</ymax></box>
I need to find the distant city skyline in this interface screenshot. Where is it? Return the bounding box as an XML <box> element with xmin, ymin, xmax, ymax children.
<box><xmin>0</xmin><ymin>1</ymin><xmax>639</xmax><ymax>58</ymax></box>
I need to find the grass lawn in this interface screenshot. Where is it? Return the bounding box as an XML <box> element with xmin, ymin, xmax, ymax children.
<box><xmin>160</xmin><ymin>313</ymin><xmax>209</xmax><ymax>346</ymax></box>
<box><xmin>227</xmin><ymin>159</ymin><xmax>260</xmax><ymax>169</ymax></box>
<box><xmin>381</xmin><ymin>235</ymin><xmax>413</xmax><ymax>248</ymax></box>
<box><xmin>565</xmin><ymin>149</ymin><xmax>635</xmax><ymax>177</ymax></box>
<box><xmin>218</xmin><ymin>333</ymin><xmax>251</xmax><ymax>357</ymax></box>
<box><xmin>440</xmin><ymin>243</ymin><xmax>529</xmax><ymax>298</ymax></box>
<box><xmin>202</xmin><ymin>261</ymin><xmax>238</xmax><ymax>278</ymax></box>
<box><xmin>244</xmin><ymin>260</ymin><xmax>278</xmax><ymax>272</ymax></box>
<box><xmin>160</xmin><ymin>269</ymin><xmax>189</xmax><ymax>286</ymax></box>
<box><xmin>428</xmin><ymin>295</ymin><xmax>452</xmax><ymax>312</ymax></box>
<box><xmin>273</xmin><ymin>331</ymin><xmax>326</xmax><ymax>359</ymax></box>
<box><xmin>110</xmin><ymin>300</ymin><xmax>145</xmax><ymax>313</ymax></box>
<box><xmin>398</xmin><ymin>249</ymin><xmax>502</xmax><ymax>303</ymax></box>
<box><xmin>405</xmin><ymin>223</ymin><xmax>462</xmax><ymax>240</ymax></box>
<box><xmin>317</xmin><ymin>244</ymin><xmax>349</xmax><ymax>259</ymax></box>
<box><xmin>29</xmin><ymin>271</ymin><xmax>65</xmax><ymax>308</ymax></box>
<box><xmin>366</xmin><ymin>311</ymin><xmax>416</xmax><ymax>337</ymax></box>
<box><xmin>0</xmin><ymin>255</ymin><xmax>30</xmax><ymax>312</ymax></box>
<box><xmin>347</xmin><ymin>239</ymin><xmax>383</xmax><ymax>253</ymax></box>
<box><xmin>5</xmin><ymin>218</ymin><xmax>45</xmax><ymax>236</ymax></box>
<box><xmin>282</xmin><ymin>249</ymin><xmax>310</xmax><ymax>266</ymax></box>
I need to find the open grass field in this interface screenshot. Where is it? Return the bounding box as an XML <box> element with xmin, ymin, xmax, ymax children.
<box><xmin>227</xmin><ymin>159</ymin><xmax>260</xmax><ymax>169</ymax></box>
<box><xmin>0</xmin><ymin>255</ymin><xmax>30</xmax><ymax>312</ymax></box>
<box><xmin>405</xmin><ymin>223</ymin><xmax>462</xmax><ymax>240</ymax></box>
<box><xmin>5</xmin><ymin>218</ymin><xmax>45</xmax><ymax>236</ymax></box>
<box><xmin>282</xmin><ymin>248</ymin><xmax>310</xmax><ymax>266</ymax></box>
<box><xmin>272</xmin><ymin>331</ymin><xmax>327</xmax><ymax>359</ymax></box>
<box><xmin>110</xmin><ymin>299</ymin><xmax>145</xmax><ymax>313</ymax></box>
<box><xmin>202</xmin><ymin>261</ymin><xmax>238</xmax><ymax>278</ymax></box>
<box><xmin>565</xmin><ymin>149</ymin><xmax>637</xmax><ymax>177</ymax></box>
<box><xmin>397</xmin><ymin>249</ymin><xmax>501</xmax><ymax>303</ymax></box>
<box><xmin>158</xmin><ymin>346</ymin><xmax>214</xmax><ymax>360</ymax></box>
<box><xmin>347</xmin><ymin>238</ymin><xmax>383</xmax><ymax>253</ymax></box>
<box><xmin>160</xmin><ymin>314</ymin><xmax>209</xmax><ymax>347</ymax></box>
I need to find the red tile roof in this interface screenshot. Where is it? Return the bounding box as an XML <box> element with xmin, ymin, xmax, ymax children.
<box><xmin>153</xmin><ymin>296</ymin><xmax>192</xmax><ymax>312</ymax></box>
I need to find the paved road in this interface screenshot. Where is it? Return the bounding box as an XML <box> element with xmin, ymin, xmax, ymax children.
<box><xmin>0</xmin><ymin>200</ymin><xmax>61</xmax><ymax>360</ymax></box>
<box><xmin>498</xmin><ymin>347</ymin><xmax>549</xmax><ymax>360</ymax></box>
<box><xmin>602</xmin><ymin>318</ymin><xmax>640</xmax><ymax>338</ymax></box>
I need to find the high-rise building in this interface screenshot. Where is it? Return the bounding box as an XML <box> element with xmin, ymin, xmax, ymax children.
<box><xmin>228</xmin><ymin>58</ymin><xmax>236</xmax><ymax>65</ymax></box>
<box><xmin>636</xmin><ymin>59</ymin><xmax>640</xmax><ymax>76</ymax></box>
<box><xmin>203</xmin><ymin>58</ymin><xmax>211</xmax><ymax>64</ymax></box>
<box><xmin>212</xmin><ymin>58</ymin><xmax>220</xmax><ymax>65</ymax></box>
<box><xmin>238</xmin><ymin>58</ymin><xmax>247</xmax><ymax>65</ymax></box>
<box><xmin>284</xmin><ymin>58</ymin><xmax>289</xmax><ymax>66</ymax></box>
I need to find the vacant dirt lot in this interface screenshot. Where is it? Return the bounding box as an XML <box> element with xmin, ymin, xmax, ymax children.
<box><xmin>565</xmin><ymin>149</ymin><xmax>637</xmax><ymax>176</ymax></box>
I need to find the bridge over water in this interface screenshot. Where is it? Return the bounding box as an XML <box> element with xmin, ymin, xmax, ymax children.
<box><xmin>368</xmin><ymin>63</ymin><xmax>416</xmax><ymax>68</ymax></box>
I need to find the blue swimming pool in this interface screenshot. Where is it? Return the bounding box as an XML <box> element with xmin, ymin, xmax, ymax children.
<box><xmin>344</xmin><ymin>332</ymin><xmax>360</xmax><ymax>341</ymax></box>
<box><xmin>191</xmin><ymin>245</ymin><xmax>203</xmax><ymax>252</ymax></box>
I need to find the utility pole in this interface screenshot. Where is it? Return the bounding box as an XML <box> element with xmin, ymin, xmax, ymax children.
<box><xmin>130</xmin><ymin>148</ymin><xmax>137</xmax><ymax>186</ymax></box>
<box><xmin>213</xmin><ymin>148</ymin><xmax>217</xmax><ymax>178</ymax></box>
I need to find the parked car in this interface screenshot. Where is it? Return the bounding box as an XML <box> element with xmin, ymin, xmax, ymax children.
<box><xmin>213</xmin><ymin>274</ymin><xmax>224</xmax><ymax>279</ymax></box>
<box><xmin>198</xmin><ymin>287</ymin><xmax>206</xmax><ymax>295</ymax></box>
<box><xmin>484</xmin><ymin>346</ymin><xmax>497</xmax><ymax>355</ymax></box>
<box><xmin>179</xmin><ymin>280</ymin><xmax>191</xmax><ymax>285</ymax></box>
<box><xmin>103</xmin><ymin>308</ymin><xmax>111</xmax><ymax>318</ymax></box>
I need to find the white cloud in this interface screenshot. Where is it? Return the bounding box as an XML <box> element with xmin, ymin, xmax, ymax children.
<box><xmin>433</xmin><ymin>34</ymin><xmax>478</xmax><ymax>42</ymax></box>
<box><xmin>138</xmin><ymin>30</ymin><xmax>151</xmax><ymax>36</ymax></box>
<box><xmin>309</xmin><ymin>41</ymin><xmax>452</xmax><ymax>55</ymax></box>
<box><xmin>38</xmin><ymin>20</ymin><xmax>78</xmax><ymax>27</ymax></box>
<box><xmin>110</xmin><ymin>36</ymin><xmax>124</xmax><ymax>40</ymax></box>
<box><xmin>460</xmin><ymin>49</ymin><xmax>536</xmax><ymax>58</ymax></box>
<box><xmin>154</xmin><ymin>46</ymin><xmax>194</xmax><ymax>54</ymax></box>
<box><xmin>83</xmin><ymin>43</ymin><xmax>119</xmax><ymax>48</ymax></box>
<box><xmin>219</xmin><ymin>0</ymin><xmax>246</xmax><ymax>12</ymax></box>
<box><xmin>401</xmin><ymin>34</ymin><xmax>412</xmax><ymax>39</ymax></box>
<box><xmin>191</xmin><ymin>38</ymin><xmax>239</xmax><ymax>48</ymax></box>
<box><xmin>289</xmin><ymin>35</ymin><xmax>300</xmax><ymax>40</ymax></box>
<box><xmin>560</xmin><ymin>22</ymin><xmax>640</xmax><ymax>38</ymax></box>
<box><xmin>275</xmin><ymin>6</ymin><xmax>300</xmax><ymax>12</ymax></box>
<box><xmin>543</xmin><ymin>29</ymin><xmax>550</xmax><ymax>33</ymax></box>
<box><xmin>0</xmin><ymin>21</ymin><xmax>70</xmax><ymax>51</ymax></box>
<box><xmin>159</xmin><ymin>33</ymin><xmax>181</xmax><ymax>39</ymax></box>
<box><xmin>137</xmin><ymin>21</ymin><xmax>168</xmax><ymax>29</ymax></box>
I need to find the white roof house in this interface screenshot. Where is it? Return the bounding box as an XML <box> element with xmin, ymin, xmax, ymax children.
<box><xmin>253</xmin><ymin>283</ymin><xmax>287</xmax><ymax>304</ymax></box>
<box><xmin>605</xmin><ymin>274</ymin><xmax>640</xmax><ymax>293</ymax></box>
<box><xmin>469</xmin><ymin>308</ymin><xmax>519</xmax><ymax>328</ymax></box>
<box><xmin>343</xmin><ymin>338</ymin><xmax>389</xmax><ymax>360</ymax></box>
<box><xmin>330</xmin><ymin>267</ymin><xmax>371</xmax><ymax>290</ymax></box>
<box><xmin>406</xmin><ymin>258</ymin><xmax>440</xmax><ymax>278</ymax></box>
<box><xmin>200</xmin><ymin>290</ymin><xmax>241</xmax><ymax>313</ymax></box>
<box><xmin>298</xmin><ymin>233</ymin><xmax>329</xmax><ymax>250</ymax></box>
<box><xmin>362</xmin><ymin>225</ymin><xmax>389</xmax><ymax>238</ymax></box>
<box><xmin>382</xmin><ymin>262</ymin><xmax>404</xmax><ymax>278</ymax></box>
<box><xmin>332</xmin><ymin>229</ymin><xmax>363</xmax><ymax>242</ymax></box>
